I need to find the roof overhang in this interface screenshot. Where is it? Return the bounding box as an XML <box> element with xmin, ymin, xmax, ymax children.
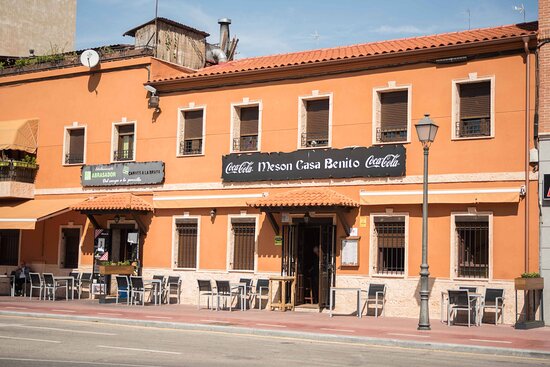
<box><xmin>0</xmin><ymin>198</ymin><xmax>82</xmax><ymax>230</ymax></box>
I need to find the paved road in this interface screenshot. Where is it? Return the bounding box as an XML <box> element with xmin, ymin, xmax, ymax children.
<box><xmin>0</xmin><ymin>315</ymin><xmax>547</xmax><ymax>367</ymax></box>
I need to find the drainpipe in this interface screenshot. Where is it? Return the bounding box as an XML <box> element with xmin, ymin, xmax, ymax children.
<box><xmin>523</xmin><ymin>36</ymin><xmax>531</xmax><ymax>273</ymax></box>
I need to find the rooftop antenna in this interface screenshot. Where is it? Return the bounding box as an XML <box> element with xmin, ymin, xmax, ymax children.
<box><xmin>311</xmin><ymin>30</ymin><xmax>320</xmax><ymax>46</ymax></box>
<box><xmin>467</xmin><ymin>9</ymin><xmax>471</xmax><ymax>30</ymax></box>
<box><xmin>514</xmin><ymin>3</ymin><xmax>526</xmax><ymax>23</ymax></box>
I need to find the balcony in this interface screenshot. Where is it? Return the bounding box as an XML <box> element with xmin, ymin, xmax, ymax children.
<box><xmin>64</xmin><ymin>153</ymin><xmax>84</xmax><ymax>165</ymax></box>
<box><xmin>301</xmin><ymin>132</ymin><xmax>329</xmax><ymax>148</ymax></box>
<box><xmin>456</xmin><ymin>118</ymin><xmax>491</xmax><ymax>138</ymax></box>
<box><xmin>113</xmin><ymin>150</ymin><xmax>134</xmax><ymax>162</ymax></box>
<box><xmin>376</xmin><ymin>127</ymin><xmax>408</xmax><ymax>143</ymax></box>
<box><xmin>179</xmin><ymin>139</ymin><xmax>203</xmax><ymax>155</ymax></box>
<box><xmin>0</xmin><ymin>161</ymin><xmax>38</xmax><ymax>199</ymax></box>
<box><xmin>233</xmin><ymin>135</ymin><xmax>258</xmax><ymax>152</ymax></box>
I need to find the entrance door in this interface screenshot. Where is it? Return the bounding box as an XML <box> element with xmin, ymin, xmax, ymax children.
<box><xmin>318</xmin><ymin>224</ymin><xmax>336</xmax><ymax>309</ymax></box>
<box><xmin>61</xmin><ymin>228</ymin><xmax>80</xmax><ymax>269</ymax></box>
<box><xmin>110</xmin><ymin>224</ymin><xmax>137</xmax><ymax>263</ymax></box>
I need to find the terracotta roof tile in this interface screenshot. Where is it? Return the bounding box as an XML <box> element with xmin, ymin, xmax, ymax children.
<box><xmin>248</xmin><ymin>188</ymin><xmax>359</xmax><ymax>208</ymax></box>
<box><xmin>71</xmin><ymin>193</ymin><xmax>153</xmax><ymax>212</ymax></box>
<box><xmin>151</xmin><ymin>22</ymin><xmax>536</xmax><ymax>84</ymax></box>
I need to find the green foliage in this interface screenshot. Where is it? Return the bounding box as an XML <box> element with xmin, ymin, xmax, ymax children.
<box><xmin>23</xmin><ymin>155</ymin><xmax>36</xmax><ymax>165</ymax></box>
<box><xmin>99</xmin><ymin>46</ymin><xmax>114</xmax><ymax>55</ymax></box>
<box><xmin>521</xmin><ymin>272</ymin><xmax>541</xmax><ymax>278</ymax></box>
<box><xmin>0</xmin><ymin>62</ymin><xmax>4</xmax><ymax>70</ymax></box>
<box><xmin>100</xmin><ymin>260</ymin><xmax>132</xmax><ymax>266</ymax></box>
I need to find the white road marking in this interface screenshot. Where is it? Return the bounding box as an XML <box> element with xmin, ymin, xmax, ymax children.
<box><xmin>469</xmin><ymin>338</ymin><xmax>513</xmax><ymax>344</ymax></box>
<box><xmin>97</xmin><ymin>312</ymin><xmax>123</xmax><ymax>316</ymax></box>
<box><xmin>0</xmin><ymin>357</ymin><xmax>160</xmax><ymax>366</ymax></box>
<box><xmin>256</xmin><ymin>323</ymin><xmax>287</xmax><ymax>328</ymax></box>
<box><xmin>3</xmin><ymin>306</ymin><xmax>28</xmax><ymax>310</ymax></box>
<box><xmin>97</xmin><ymin>345</ymin><xmax>181</xmax><ymax>355</ymax></box>
<box><xmin>320</xmin><ymin>328</ymin><xmax>356</xmax><ymax>333</ymax></box>
<box><xmin>144</xmin><ymin>316</ymin><xmax>171</xmax><ymax>319</ymax></box>
<box><xmin>388</xmin><ymin>333</ymin><xmax>430</xmax><ymax>338</ymax></box>
<box><xmin>51</xmin><ymin>309</ymin><xmax>76</xmax><ymax>313</ymax></box>
<box><xmin>10</xmin><ymin>324</ymin><xmax>116</xmax><ymax>336</ymax></box>
<box><xmin>0</xmin><ymin>335</ymin><xmax>60</xmax><ymax>343</ymax></box>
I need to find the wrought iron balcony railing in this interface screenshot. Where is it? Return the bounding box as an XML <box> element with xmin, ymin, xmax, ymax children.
<box><xmin>113</xmin><ymin>149</ymin><xmax>134</xmax><ymax>161</ymax></box>
<box><xmin>0</xmin><ymin>162</ymin><xmax>38</xmax><ymax>183</ymax></box>
<box><xmin>233</xmin><ymin>135</ymin><xmax>258</xmax><ymax>152</ymax></box>
<box><xmin>301</xmin><ymin>132</ymin><xmax>328</xmax><ymax>148</ymax></box>
<box><xmin>376</xmin><ymin>127</ymin><xmax>408</xmax><ymax>143</ymax></box>
<box><xmin>179</xmin><ymin>139</ymin><xmax>203</xmax><ymax>155</ymax></box>
<box><xmin>64</xmin><ymin>153</ymin><xmax>84</xmax><ymax>164</ymax></box>
<box><xmin>456</xmin><ymin>118</ymin><xmax>491</xmax><ymax>138</ymax></box>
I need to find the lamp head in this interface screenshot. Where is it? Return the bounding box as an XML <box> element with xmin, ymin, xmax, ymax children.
<box><xmin>415</xmin><ymin>113</ymin><xmax>438</xmax><ymax>147</ymax></box>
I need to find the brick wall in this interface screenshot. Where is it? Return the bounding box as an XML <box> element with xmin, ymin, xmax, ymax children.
<box><xmin>539</xmin><ymin>0</ymin><xmax>550</xmax><ymax>134</ymax></box>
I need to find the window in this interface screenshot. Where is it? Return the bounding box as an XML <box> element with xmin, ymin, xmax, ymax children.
<box><xmin>175</xmin><ymin>219</ymin><xmax>198</xmax><ymax>269</ymax></box>
<box><xmin>455</xmin><ymin>215</ymin><xmax>489</xmax><ymax>278</ymax></box>
<box><xmin>232</xmin><ymin>105</ymin><xmax>260</xmax><ymax>152</ymax></box>
<box><xmin>377</xmin><ymin>90</ymin><xmax>409</xmax><ymax>143</ymax></box>
<box><xmin>113</xmin><ymin>123</ymin><xmax>135</xmax><ymax>161</ymax></box>
<box><xmin>373</xmin><ymin>216</ymin><xmax>406</xmax><ymax>275</ymax></box>
<box><xmin>454</xmin><ymin>79</ymin><xmax>493</xmax><ymax>138</ymax></box>
<box><xmin>0</xmin><ymin>230</ymin><xmax>19</xmax><ymax>266</ymax></box>
<box><xmin>178</xmin><ymin>109</ymin><xmax>204</xmax><ymax>155</ymax></box>
<box><xmin>64</xmin><ymin>127</ymin><xmax>85</xmax><ymax>164</ymax></box>
<box><xmin>230</xmin><ymin>218</ymin><xmax>256</xmax><ymax>271</ymax></box>
<box><xmin>300</xmin><ymin>97</ymin><xmax>330</xmax><ymax>148</ymax></box>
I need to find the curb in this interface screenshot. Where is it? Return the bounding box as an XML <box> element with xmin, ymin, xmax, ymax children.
<box><xmin>1</xmin><ymin>310</ymin><xmax>549</xmax><ymax>360</ymax></box>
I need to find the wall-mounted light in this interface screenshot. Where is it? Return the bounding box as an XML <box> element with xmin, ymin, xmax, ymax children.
<box><xmin>303</xmin><ymin>212</ymin><xmax>310</xmax><ymax>224</ymax></box>
<box><xmin>144</xmin><ymin>85</ymin><xmax>160</xmax><ymax>111</ymax></box>
<box><xmin>114</xmin><ymin>214</ymin><xmax>121</xmax><ymax>224</ymax></box>
<box><xmin>210</xmin><ymin>208</ymin><xmax>217</xmax><ymax>219</ymax></box>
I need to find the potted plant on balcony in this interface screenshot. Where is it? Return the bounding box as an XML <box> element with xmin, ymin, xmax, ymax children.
<box><xmin>98</xmin><ymin>260</ymin><xmax>135</xmax><ymax>275</ymax></box>
<box><xmin>12</xmin><ymin>155</ymin><xmax>38</xmax><ymax>169</ymax></box>
<box><xmin>515</xmin><ymin>272</ymin><xmax>544</xmax><ymax>290</ymax></box>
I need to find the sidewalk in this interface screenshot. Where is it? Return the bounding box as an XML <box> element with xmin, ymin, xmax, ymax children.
<box><xmin>0</xmin><ymin>296</ymin><xmax>549</xmax><ymax>358</ymax></box>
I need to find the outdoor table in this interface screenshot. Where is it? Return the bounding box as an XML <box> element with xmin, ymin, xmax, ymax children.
<box><xmin>329</xmin><ymin>287</ymin><xmax>362</xmax><ymax>318</ymax></box>
<box><xmin>53</xmin><ymin>276</ymin><xmax>75</xmax><ymax>300</ymax></box>
<box><xmin>230</xmin><ymin>282</ymin><xmax>248</xmax><ymax>311</ymax></box>
<box><xmin>0</xmin><ymin>274</ymin><xmax>15</xmax><ymax>297</ymax></box>
<box><xmin>268</xmin><ymin>276</ymin><xmax>295</xmax><ymax>312</ymax></box>
<box><xmin>144</xmin><ymin>279</ymin><xmax>163</xmax><ymax>305</ymax></box>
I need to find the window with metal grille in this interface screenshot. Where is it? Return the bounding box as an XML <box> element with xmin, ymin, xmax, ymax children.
<box><xmin>234</xmin><ymin>106</ymin><xmax>259</xmax><ymax>152</ymax></box>
<box><xmin>232</xmin><ymin>220</ymin><xmax>255</xmax><ymax>271</ymax></box>
<box><xmin>64</xmin><ymin>128</ymin><xmax>85</xmax><ymax>164</ymax></box>
<box><xmin>114</xmin><ymin>123</ymin><xmax>135</xmax><ymax>161</ymax></box>
<box><xmin>0</xmin><ymin>230</ymin><xmax>19</xmax><ymax>266</ymax></box>
<box><xmin>456</xmin><ymin>217</ymin><xmax>489</xmax><ymax>278</ymax></box>
<box><xmin>457</xmin><ymin>81</ymin><xmax>491</xmax><ymax>138</ymax></box>
<box><xmin>175</xmin><ymin>220</ymin><xmax>198</xmax><ymax>269</ymax></box>
<box><xmin>302</xmin><ymin>98</ymin><xmax>329</xmax><ymax>148</ymax></box>
<box><xmin>180</xmin><ymin>110</ymin><xmax>204</xmax><ymax>155</ymax></box>
<box><xmin>374</xmin><ymin>217</ymin><xmax>405</xmax><ymax>275</ymax></box>
<box><xmin>378</xmin><ymin>90</ymin><xmax>408</xmax><ymax>143</ymax></box>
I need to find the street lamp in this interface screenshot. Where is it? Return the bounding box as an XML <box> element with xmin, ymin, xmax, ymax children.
<box><xmin>415</xmin><ymin>113</ymin><xmax>438</xmax><ymax>331</ymax></box>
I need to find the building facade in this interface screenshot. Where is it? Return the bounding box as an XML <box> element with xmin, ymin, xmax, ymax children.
<box><xmin>0</xmin><ymin>21</ymin><xmax>540</xmax><ymax>322</ymax></box>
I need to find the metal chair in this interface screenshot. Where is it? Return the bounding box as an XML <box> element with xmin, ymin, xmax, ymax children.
<box><xmin>165</xmin><ymin>275</ymin><xmax>182</xmax><ymax>304</ymax></box>
<box><xmin>115</xmin><ymin>275</ymin><xmax>130</xmax><ymax>305</ymax></box>
<box><xmin>129</xmin><ymin>276</ymin><xmax>151</xmax><ymax>306</ymax></box>
<box><xmin>364</xmin><ymin>284</ymin><xmax>386</xmax><ymax>317</ymax></box>
<box><xmin>152</xmin><ymin>275</ymin><xmax>166</xmax><ymax>304</ymax></box>
<box><xmin>42</xmin><ymin>273</ymin><xmax>66</xmax><ymax>301</ymax></box>
<box><xmin>78</xmin><ymin>272</ymin><xmax>93</xmax><ymax>299</ymax></box>
<box><xmin>214</xmin><ymin>280</ymin><xmax>241</xmax><ymax>311</ymax></box>
<box><xmin>482</xmin><ymin>288</ymin><xmax>505</xmax><ymax>325</ymax></box>
<box><xmin>68</xmin><ymin>272</ymin><xmax>80</xmax><ymax>299</ymax></box>
<box><xmin>238</xmin><ymin>278</ymin><xmax>253</xmax><ymax>310</ymax></box>
<box><xmin>28</xmin><ymin>273</ymin><xmax>43</xmax><ymax>300</ymax></box>
<box><xmin>197</xmin><ymin>279</ymin><xmax>214</xmax><ymax>310</ymax></box>
<box><xmin>250</xmin><ymin>279</ymin><xmax>269</xmax><ymax>310</ymax></box>
<box><xmin>447</xmin><ymin>289</ymin><xmax>477</xmax><ymax>327</ymax></box>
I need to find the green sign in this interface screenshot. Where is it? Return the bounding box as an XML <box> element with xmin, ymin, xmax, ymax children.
<box><xmin>274</xmin><ymin>235</ymin><xmax>283</xmax><ymax>246</ymax></box>
<box><xmin>81</xmin><ymin>161</ymin><xmax>164</xmax><ymax>187</ymax></box>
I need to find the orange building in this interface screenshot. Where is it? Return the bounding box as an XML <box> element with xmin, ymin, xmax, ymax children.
<box><xmin>0</xmin><ymin>20</ymin><xmax>540</xmax><ymax>322</ymax></box>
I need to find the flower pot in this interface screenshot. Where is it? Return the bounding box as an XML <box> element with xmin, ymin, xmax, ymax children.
<box><xmin>98</xmin><ymin>265</ymin><xmax>135</xmax><ymax>275</ymax></box>
<box><xmin>514</xmin><ymin>277</ymin><xmax>544</xmax><ymax>290</ymax></box>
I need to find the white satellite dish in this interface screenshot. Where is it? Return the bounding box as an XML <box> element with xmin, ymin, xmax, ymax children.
<box><xmin>80</xmin><ymin>49</ymin><xmax>100</xmax><ymax>68</ymax></box>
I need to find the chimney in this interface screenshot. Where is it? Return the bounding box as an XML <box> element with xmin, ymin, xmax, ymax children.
<box><xmin>218</xmin><ymin>18</ymin><xmax>231</xmax><ymax>55</ymax></box>
<box><xmin>539</xmin><ymin>0</ymin><xmax>550</xmax><ymax>135</ymax></box>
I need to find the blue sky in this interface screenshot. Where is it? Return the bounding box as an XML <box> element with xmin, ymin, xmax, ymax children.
<box><xmin>76</xmin><ymin>0</ymin><xmax>538</xmax><ymax>59</ymax></box>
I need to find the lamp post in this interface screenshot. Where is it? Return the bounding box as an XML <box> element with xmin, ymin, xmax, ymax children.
<box><xmin>415</xmin><ymin>114</ymin><xmax>438</xmax><ymax>331</ymax></box>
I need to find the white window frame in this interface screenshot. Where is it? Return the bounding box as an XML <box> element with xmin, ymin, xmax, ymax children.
<box><xmin>369</xmin><ymin>213</ymin><xmax>409</xmax><ymax>278</ymax></box>
<box><xmin>62</xmin><ymin>124</ymin><xmax>87</xmax><ymax>166</ymax></box>
<box><xmin>230</xmin><ymin>99</ymin><xmax>262</xmax><ymax>153</ymax></box>
<box><xmin>297</xmin><ymin>91</ymin><xmax>333</xmax><ymax>149</ymax></box>
<box><xmin>57</xmin><ymin>224</ymin><xmax>82</xmax><ymax>269</ymax></box>
<box><xmin>171</xmin><ymin>215</ymin><xmax>201</xmax><ymax>271</ymax></box>
<box><xmin>226</xmin><ymin>214</ymin><xmax>259</xmax><ymax>273</ymax></box>
<box><xmin>451</xmin><ymin>75</ymin><xmax>495</xmax><ymax>140</ymax></box>
<box><xmin>450</xmin><ymin>211</ymin><xmax>493</xmax><ymax>280</ymax></box>
<box><xmin>177</xmin><ymin>105</ymin><xmax>206</xmax><ymax>157</ymax></box>
<box><xmin>111</xmin><ymin>120</ymin><xmax>137</xmax><ymax>163</ymax></box>
<box><xmin>372</xmin><ymin>84</ymin><xmax>412</xmax><ymax>145</ymax></box>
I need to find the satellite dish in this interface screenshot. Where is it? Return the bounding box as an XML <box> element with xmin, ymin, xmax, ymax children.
<box><xmin>80</xmin><ymin>49</ymin><xmax>100</xmax><ymax>68</ymax></box>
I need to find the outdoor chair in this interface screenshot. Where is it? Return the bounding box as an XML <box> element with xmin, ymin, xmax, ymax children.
<box><xmin>28</xmin><ymin>272</ymin><xmax>43</xmax><ymax>300</ymax></box>
<box><xmin>152</xmin><ymin>275</ymin><xmax>166</xmax><ymax>304</ymax></box>
<box><xmin>249</xmin><ymin>279</ymin><xmax>269</xmax><ymax>310</ymax></box>
<box><xmin>364</xmin><ymin>284</ymin><xmax>386</xmax><ymax>317</ymax></box>
<box><xmin>129</xmin><ymin>276</ymin><xmax>152</xmax><ymax>306</ymax></box>
<box><xmin>165</xmin><ymin>275</ymin><xmax>182</xmax><ymax>304</ymax></box>
<box><xmin>197</xmin><ymin>279</ymin><xmax>214</xmax><ymax>310</ymax></box>
<box><xmin>482</xmin><ymin>288</ymin><xmax>505</xmax><ymax>325</ymax></box>
<box><xmin>238</xmin><ymin>278</ymin><xmax>253</xmax><ymax>309</ymax></box>
<box><xmin>115</xmin><ymin>275</ymin><xmax>130</xmax><ymax>305</ymax></box>
<box><xmin>68</xmin><ymin>272</ymin><xmax>80</xmax><ymax>298</ymax></box>
<box><xmin>42</xmin><ymin>273</ymin><xmax>66</xmax><ymax>301</ymax></box>
<box><xmin>447</xmin><ymin>289</ymin><xmax>478</xmax><ymax>327</ymax></box>
<box><xmin>78</xmin><ymin>272</ymin><xmax>93</xmax><ymax>299</ymax></box>
<box><xmin>214</xmin><ymin>280</ymin><xmax>241</xmax><ymax>311</ymax></box>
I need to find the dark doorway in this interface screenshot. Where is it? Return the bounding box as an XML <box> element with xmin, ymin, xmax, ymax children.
<box><xmin>109</xmin><ymin>224</ymin><xmax>137</xmax><ymax>263</ymax></box>
<box><xmin>61</xmin><ymin>228</ymin><xmax>80</xmax><ymax>269</ymax></box>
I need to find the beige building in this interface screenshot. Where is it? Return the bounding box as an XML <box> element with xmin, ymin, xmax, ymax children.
<box><xmin>0</xmin><ymin>0</ymin><xmax>76</xmax><ymax>56</ymax></box>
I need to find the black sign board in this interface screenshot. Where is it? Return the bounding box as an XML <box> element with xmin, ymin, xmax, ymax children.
<box><xmin>81</xmin><ymin>161</ymin><xmax>164</xmax><ymax>187</ymax></box>
<box><xmin>544</xmin><ymin>174</ymin><xmax>550</xmax><ymax>201</ymax></box>
<box><xmin>222</xmin><ymin>145</ymin><xmax>405</xmax><ymax>182</ymax></box>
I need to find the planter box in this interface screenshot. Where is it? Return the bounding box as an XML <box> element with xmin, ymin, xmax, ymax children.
<box><xmin>98</xmin><ymin>265</ymin><xmax>135</xmax><ymax>275</ymax></box>
<box><xmin>514</xmin><ymin>277</ymin><xmax>544</xmax><ymax>290</ymax></box>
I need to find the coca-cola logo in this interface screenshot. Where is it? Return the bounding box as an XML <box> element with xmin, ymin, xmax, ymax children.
<box><xmin>365</xmin><ymin>154</ymin><xmax>401</xmax><ymax>168</ymax></box>
<box><xmin>225</xmin><ymin>161</ymin><xmax>254</xmax><ymax>174</ymax></box>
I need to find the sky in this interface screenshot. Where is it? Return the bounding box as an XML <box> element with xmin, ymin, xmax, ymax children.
<box><xmin>76</xmin><ymin>0</ymin><xmax>538</xmax><ymax>59</ymax></box>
